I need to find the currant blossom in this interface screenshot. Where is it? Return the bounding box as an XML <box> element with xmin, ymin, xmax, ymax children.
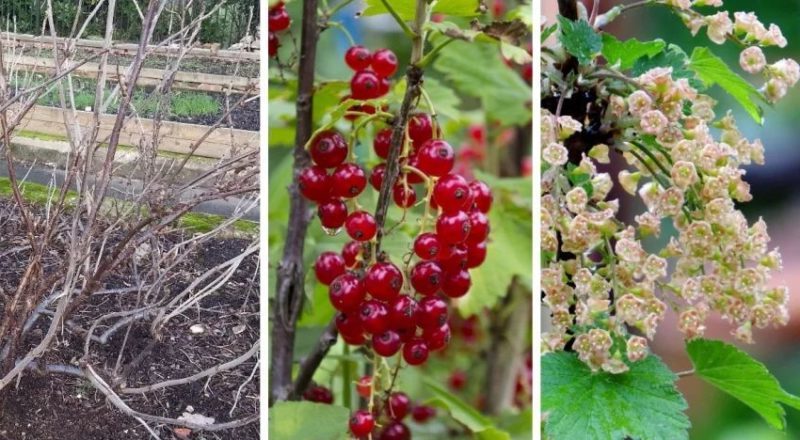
<box><xmin>740</xmin><ymin>46</ymin><xmax>766</xmax><ymax>74</ymax></box>
<box><xmin>706</xmin><ymin>11</ymin><xmax>733</xmax><ymax>44</ymax></box>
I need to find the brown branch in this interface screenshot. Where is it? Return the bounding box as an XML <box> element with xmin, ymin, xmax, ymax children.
<box><xmin>269</xmin><ymin>0</ymin><xmax>319</xmax><ymax>405</ymax></box>
<box><xmin>288</xmin><ymin>320</ymin><xmax>339</xmax><ymax>400</ymax></box>
<box><xmin>558</xmin><ymin>0</ymin><xmax>580</xmax><ymax>20</ymax></box>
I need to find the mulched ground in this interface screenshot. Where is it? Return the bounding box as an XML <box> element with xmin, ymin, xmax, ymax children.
<box><xmin>0</xmin><ymin>199</ymin><xmax>260</xmax><ymax>439</ymax></box>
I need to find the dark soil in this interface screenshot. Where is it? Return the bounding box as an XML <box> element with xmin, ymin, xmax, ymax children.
<box><xmin>168</xmin><ymin>94</ymin><xmax>261</xmax><ymax>131</ymax></box>
<box><xmin>0</xmin><ymin>200</ymin><xmax>260</xmax><ymax>439</ymax></box>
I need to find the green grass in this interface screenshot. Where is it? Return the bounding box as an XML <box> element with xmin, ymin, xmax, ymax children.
<box><xmin>171</xmin><ymin>92</ymin><xmax>220</xmax><ymax>118</ymax></box>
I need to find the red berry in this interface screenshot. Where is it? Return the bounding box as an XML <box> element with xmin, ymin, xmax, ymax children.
<box><xmin>442</xmin><ymin>269</ymin><xmax>471</xmax><ymax>298</ymax></box>
<box><xmin>424</xmin><ymin>323</ymin><xmax>451</xmax><ymax>351</ymax></box>
<box><xmin>468</xmin><ymin>124</ymin><xmax>486</xmax><ymax>146</ymax></box>
<box><xmin>392</xmin><ymin>184</ymin><xmax>417</xmax><ymax>208</ymax></box>
<box><xmin>467</xmin><ymin>210</ymin><xmax>490</xmax><ymax>243</ymax></box>
<box><xmin>268</xmin><ymin>32</ymin><xmax>279</xmax><ymax>57</ymax></box>
<box><xmin>374</xmin><ymin>128</ymin><xmax>393</xmax><ymax>159</ymax></box>
<box><xmin>469</xmin><ymin>180</ymin><xmax>493</xmax><ymax>212</ymax></box>
<box><xmin>269</xmin><ymin>6</ymin><xmax>291</xmax><ymax>32</ymax></box>
<box><xmin>379</xmin><ymin>421</ymin><xmax>411</xmax><ymax>440</ymax></box>
<box><xmin>314</xmin><ymin>252</ymin><xmax>346</xmax><ymax>285</ymax></box>
<box><xmin>417</xmin><ymin>140</ymin><xmax>455</xmax><ymax>177</ymax></box>
<box><xmin>378</xmin><ymin>76</ymin><xmax>391</xmax><ymax>96</ymax></box>
<box><xmin>317</xmin><ymin>198</ymin><xmax>348</xmax><ymax>229</ymax></box>
<box><xmin>439</xmin><ymin>244</ymin><xmax>467</xmax><ymax>272</ymax></box>
<box><xmin>436</xmin><ymin>210</ymin><xmax>472</xmax><ymax>244</ymax></box>
<box><xmin>449</xmin><ymin>370</ymin><xmax>467</xmax><ymax>391</ymax></box>
<box><xmin>336</xmin><ymin>311</ymin><xmax>364</xmax><ymax>338</ymax></box>
<box><xmin>298</xmin><ymin>165</ymin><xmax>330</xmax><ymax>202</ymax></box>
<box><xmin>349</xmin><ymin>410</ymin><xmax>375</xmax><ymax>437</ymax></box>
<box><xmin>332</xmin><ymin>163</ymin><xmax>367</xmax><ymax>198</ymax></box>
<box><xmin>433</xmin><ymin>174</ymin><xmax>471</xmax><ymax>212</ymax></box>
<box><xmin>345</xmin><ymin>45</ymin><xmax>372</xmax><ymax>71</ymax></box>
<box><xmin>386</xmin><ymin>392</ymin><xmax>410</xmax><ymax>420</ymax></box>
<box><xmin>310</xmin><ymin>130</ymin><xmax>348</xmax><ymax>168</ymax></box>
<box><xmin>329</xmin><ymin>274</ymin><xmax>366</xmax><ymax>312</ymax></box>
<box><xmin>404</xmin><ymin>154</ymin><xmax>424</xmax><ymax>184</ymax></box>
<box><xmin>351</xmin><ymin>70</ymin><xmax>382</xmax><ymax>100</ymax></box>
<box><xmin>402</xmin><ymin>338</ymin><xmax>429</xmax><ymax>365</ymax></box>
<box><xmin>371</xmin><ymin>48</ymin><xmax>399</xmax><ymax>78</ymax></box>
<box><xmin>370</xmin><ymin>164</ymin><xmax>386</xmax><ymax>190</ymax></box>
<box><xmin>522</xmin><ymin>62</ymin><xmax>533</xmax><ymax>83</ymax></box>
<box><xmin>360</xmin><ymin>299</ymin><xmax>390</xmax><ymax>334</ymax></box>
<box><xmin>345</xmin><ymin>211</ymin><xmax>377</xmax><ymax>241</ymax></box>
<box><xmin>388</xmin><ymin>295</ymin><xmax>418</xmax><ymax>334</ymax></box>
<box><xmin>303</xmin><ymin>385</ymin><xmax>334</xmax><ymax>404</ymax></box>
<box><xmin>342</xmin><ymin>241</ymin><xmax>362</xmax><ymax>267</ymax></box>
<box><xmin>372</xmin><ymin>330</ymin><xmax>402</xmax><ymax>356</ymax></box>
<box><xmin>356</xmin><ymin>375</ymin><xmax>372</xmax><ymax>398</ymax></box>
<box><xmin>342</xmin><ymin>331</ymin><xmax>366</xmax><ymax>345</ymax></box>
<box><xmin>411</xmin><ymin>405</ymin><xmax>436</xmax><ymax>423</ymax></box>
<box><xmin>466</xmin><ymin>241</ymin><xmax>488</xmax><ymax>268</ymax></box>
<box><xmin>365</xmin><ymin>262</ymin><xmax>403</xmax><ymax>302</ymax></box>
<box><xmin>410</xmin><ymin>261</ymin><xmax>443</xmax><ymax>295</ymax></box>
<box><xmin>413</xmin><ymin>232</ymin><xmax>441</xmax><ymax>260</ymax></box>
<box><xmin>416</xmin><ymin>296</ymin><xmax>448</xmax><ymax>329</ymax></box>
<box><xmin>408</xmin><ymin>113</ymin><xmax>434</xmax><ymax>148</ymax></box>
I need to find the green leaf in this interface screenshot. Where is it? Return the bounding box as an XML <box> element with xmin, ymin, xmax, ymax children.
<box><xmin>688</xmin><ymin>47</ymin><xmax>764</xmax><ymax>124</ymax></box>
<box><xmin>476</xmin><ymin>427</ymin><xmax>512</xmax><ymax>440</ymax></box>
<box><xmin>686</xmin><ymin>338</ymin><xmax>800</xmax><ymax>430</ymax></box>
<box><xmin>418</xmin><ymin>76</ymin><xmax>462</xmax><ymax>120</ymax></box>
<box><xmin>433</xmin><ymin>40</ymin><xmax>531</xmax><ymax>125</ymax></box>
<box><xmin>425</xmin><ymin>378</ymin><xmax>508</xmax><ymax>437</ymax></box>
<box><xmin>601</xmin><ymin>34</ymin><xmax>665</xmax><ymax>70</ymax></box>
<box><xmin>631</xmin><ymin>43</ymin><xmax>697</xmax><ymax>86</ymax></box>
<box><xmin>542</xmin><ymin>352</ymin><xmax>690</xmax><ymax>440</ymax></box>
<box><xmin>541</xmin><ymin>23</ymin><xmax>557</xmax><ymax>42</ymax></box>
<box><xmin>313</xmin><ymin>81</ymin><xmax>349</xmax><ymax>126</ymax></box>
<box><xmin>268</xmin><ymin>401</ymin><xmax>350</xmax><ymax>439</ymax></box>
<box><xmin>557</xmin><ymin>16</ymin><xmax>602</xmax><ymax>65</ymax></box>
<box><xmin>362</xmin><ymin>0</ymin><xmax>480</xmax><ymax>21</ymax></box>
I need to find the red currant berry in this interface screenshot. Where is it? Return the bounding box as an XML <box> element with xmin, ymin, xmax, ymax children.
<box><xmin>378</xmin><ymin>76</ymin><xmax>391</xmax><ymax>96</ymax></box>
<box><xmin>388</xmin><ymin>293</ymin><xmax>418</xmax><ymax>326</ymax></box>
<box><xmin>410</xmin><ymin>261</ymin><xmax>443</xmax><ymax>295</ymax></box>
<box><xmin>379</xmin><ymin>421</ymin><xmax>411</xmax><ymax>440</ymax></box>
<box><xmin>365</xmin><ymin>262</ymin><xmax>403</xmax><ymax>302</ymax></box>
<box><xmin>448</xmin><ymin>370</ymin><xmax>467</xmax><ymax>391</ymax></box>
<box><xmin>436</xmin><ymin>210</ymin><xmax>471</xmax><ymax>244</ymax></box>
<box><xmin>413</xmin><ymin>232</ymin><xmax>441</xmax><ymax>260</ymax></box>
<box><xmin>360</xmin><ymin>299</ymin><xmax>390</xmax><ymax>334</ymax></box>
<box><xmin>417</xmin><ymin>139</ymin><xmax>455</xmax><ymax>177</ymax></box>
<box><xmin>332</xmin><ymin>163</ymin><xmax>367</xmax><ymax>198</ymax></box>
<box><xmin>386</xmin><ymin>392</ymin><xmax>410</xmax><ymax>420</ymax></box>
<box><xmin>268</xmin><ymin>6</ymin><xmax>291</xmax><ymax>32</ymax></box>
<box><xmin>268</xmin><ymin>32</ymin><xmax>279</xmax><ymax>57</ymax></box>
<box><xmin>317</xmin><ymin>198</ymin><xmax>348</xmax><ymax>229</ymax></box>
<box><xmin>392</xmin><ymin>184</ymin><xmax>417</xmax><ymax>208</ymax></box>
<box><xmin>466</xmin><ymin>241</ymin><xmax>487</xmax><ymax>268</ymax></box>
<box><xmin>329</xmin><ymin>274</ymin><xmax>366</xmax><ymax>312</ymax></box>
<box><xmin>374</xmin><ymin>128</ymin><xmax>392</xmax><ymax>159</ymax></box>
<box><xmin>342</xmin><ymin>241</ymin><xmax>362</xmax><ymax>267</ymax></box>
<box><xmin>298</xmin><ymin>165</ymin><xmax>330</xmax><ymax>202</ymax></box>
<box><xmin>411</xmin><ymin>405</ymin><xmax>436</xmax><ymax>423</ymax></box>
<box><xmin>439</xmin><ymin>244</ymin><xmax>467</xmax><ymax>272</ymax></box>
<box><xmin>342</xmin><ymin>331</ymin><xmax>366</xmax><ymax>345</ymax></box>
<box><xmin>416</xmin><ymin>296</ymin><xmax>448</xmax><ymax>329</ymax></box>
<box><xmin>468</xmin><ymin>124</ymin><xmax>486</xmax><ymax>146</ymax></box>
<box><xmin>371</xmin><ymin>48</ymin><xmax>399</xmax><ymax>78</ymax></box>
<box><xmin>345</xmin><ymin>45</ymin><xmax>372</xmax><ymax>71</ymax></box>
<box><xmin>349</xmin><ymin>410</ymin><xmax>375</xmax><ymax>437</ymax></box>
<box><xmin>442</xmin><ymin>269</ymin><xmax>471</xmax><ymax>298</ymax></box>
<box><xmin>303</xmin><ymin>385</ymin><xmax>334</xmax><ymax>404</ymax></box>
<box><xmin>467</xmin><ymin>210</ymin><xmax>490</xmax><ymax>243</ymax></box>
<box><xmin>522</xmin><ymin>62</ymin><xmax>533</xmax><ymax>83</ymax></box>
<box><xmin>370</xmin><ymin>164</ymin><xmax>386</xmax><ymax>190</ymax></box>
<box><xmin>408</xmin><ymin>113</ymin><xmax>434</xmax><ymax>148</ymax></box>
<box><xmin>372</xmin><ymin>330</ymin><xmax>402</xmax><ymax>357</ymax></box>
<box><xmin>404</xmin><ymin>154</ymin><xmax>424</xmax><ymax>184</ymax></box>
<box><xmin>402</xmin><ymin>338</ymin><xmax>429</xmax><ymax>365</ymax></box>
<box><xmin>433</xmin><ymin>173</ymin><xmax>471</xmax><ymax>212</ymax></box>
<box><xmin>310</xmin><ymin>130</ymin><xmax>348</xmax><ymax>168</ymax></box>
<box><xmin>356</xmin><ymin>375</ymin><xmax>372</xmax><ymax>398</ymax></box>
<box><xmin>423</xmin><ymin>323</ymin><xmax>451</xmax><ymax>351</ymax></box>
<box><xmin>351</xmin><ymin>70</ymin><xmax>382</xmax><ymax>100</ymax></box>
<box><xmin>469</xmin><ymin>180</ymin><xmax>493</xmax><ymax>212</ymax></box>
<box><xmin>314</xmin><ymin>252</ymin><xmax>346</xmax><ymax>285</ymax></box>
<box><xmin>345</xmin><ymin>211</ymin><xmax>377</xmax><ymax>241</ymax></box>
<box><xmin>335</xmin><ymin>311</ymin><xmax>364</xmax><ymax>338</ymax></box>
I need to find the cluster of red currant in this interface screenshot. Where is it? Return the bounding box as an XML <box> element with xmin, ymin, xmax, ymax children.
<box><xmin>268</xmin><ymin>2</ymin><xmax>291</xmax><ymax>58</ymax></box>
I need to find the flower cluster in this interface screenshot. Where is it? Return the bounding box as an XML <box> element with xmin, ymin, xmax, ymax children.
<box><xmin>542</xmin><ymin>4</ymin><xmax>796</xmax><ymax>373</ymax></box>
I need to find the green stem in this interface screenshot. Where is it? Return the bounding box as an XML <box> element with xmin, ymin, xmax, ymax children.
<box><xmin>326</xmin><ymin>0</ymin><xmax>356</xmax><ymax>18</ymax></box>
<box><xmin>380</xmin><ymin>0</ymin><xmax>416</xmax><ymax>37</ymax></box>
<box><xmin>417</xmin><ymin>37</ymin><xmax>454</xmax><ymax>68</ymax></box>
<box><xmin>342</xmin><ymin>344</ymin><xmax>353</xmax><ymax>410</ymax></box>
<box><xmin>328</xmin><ymin>21</ymin><xmax>356</xmax><ymax>46</ymax></box>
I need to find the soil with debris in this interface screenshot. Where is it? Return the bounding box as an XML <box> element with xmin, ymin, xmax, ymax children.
<box><xmin>0</xmin><ymin>199</ymin><xmax>260</xmax><ymax>440</ymax></box>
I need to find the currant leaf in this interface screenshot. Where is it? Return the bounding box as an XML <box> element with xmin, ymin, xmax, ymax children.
<box><xmin>557</xmin><ymin>16</ymin><xmax>602</xmax><ymax>66</ymax></box>
<box><xmin>542</xmin><ymin>352</ymin><xmax>690</xmax><ymax>440</ymax></box>
<box><xmin>268</xmin><ymin>401</ymin><xmax>350</xmax><ymax>439</ymax></box>
<box><xmin>631</xmin><ymin>43</ymin><xmax>698</xmax><ymax>87</ymax></box>
<box><xmin>362</xmin><ymin>0</ymin><xmax>480</xmax><ymax>21</ymax></box>
<box><xmin>686</xmin><ymin>338</ymin><xmax>800</xmax><ymax>430</ymax></box>
<box><xmin>424</xmin><ymin>378</ymin><xmax>510</xmax><ymax>438</ymax></box>
<box><xmin>601</xmin><ymin>34</ymin><xmax>666</xmax><ymax>70</ymax></box>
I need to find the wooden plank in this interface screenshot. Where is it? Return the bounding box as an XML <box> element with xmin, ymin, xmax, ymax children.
<box><xmin>4</xmin><ymin>55</ymin><xmax>257</xmax><ymax>93</ymax></box>
<box><xmin>15</xmin><ymin>105</ymin><xmax>257</xmax><ymax>159</ymax></box>
<box><xmin>1</xmin><ymin>32</ymin><xmax>259</xmax><ymax>62</ymax></box>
